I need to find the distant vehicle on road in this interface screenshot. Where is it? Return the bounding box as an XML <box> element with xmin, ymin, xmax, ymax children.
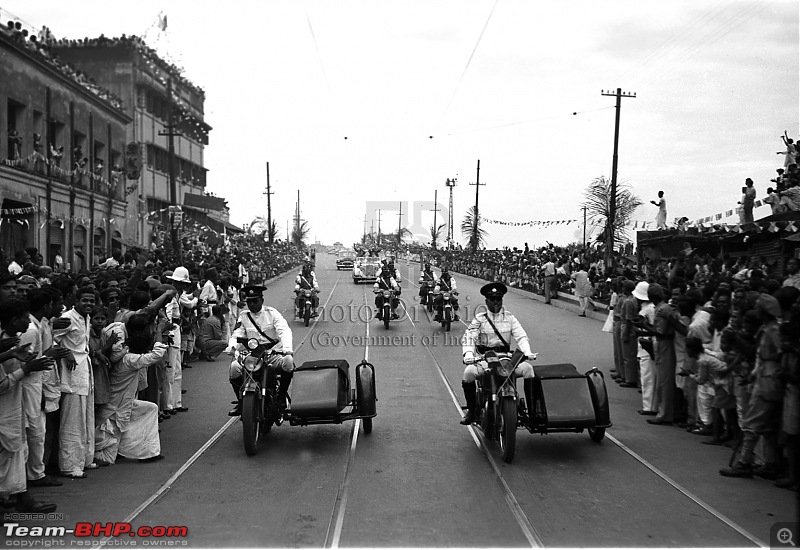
<box><xmin>336</xmin><ymin>249</ymin><xmax>356</xmax><ymax>270</ymax></box>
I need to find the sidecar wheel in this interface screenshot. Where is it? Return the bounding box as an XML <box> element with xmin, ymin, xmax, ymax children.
<box><xmin>589</xmin><ymin>426</ymin><xmax>605</xmax><ymax>442</ymax></box>
<box><xmin>500</xmin><ymin>396</ymin><xmax>517</xmax><ymax>463</ymax></box>
<box><xmin>356</xmin><ymin>364</ymin><xmax>376</xmax><ymax>434</ymax></box>
<box><xmin>242</xmin><ymin>393</ymin><xmax>261</xmax><ymax>456</ymax></box>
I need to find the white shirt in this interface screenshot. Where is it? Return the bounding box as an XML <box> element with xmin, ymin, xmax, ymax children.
<box><xmin>462</xmin><ymin>308</ymin><xmax>532</xmax><ymax>356</ymax></box>
<box><xmin>228</xmin><ymin>307</ymin><xmax>293</xmax><ymax>353</ymax></box>
<box><xmin>8</xmin><ymin>261</ymin><xmax>22</xmax><ymax>275</ymax></box>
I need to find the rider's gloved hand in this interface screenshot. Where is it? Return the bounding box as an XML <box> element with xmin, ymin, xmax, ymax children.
<box><xmin>526</xmin><ymin>353</ymin><xmax>538</xmax><ymax>361</ymax></box>
<box><xmin>463</xmin><ymin>351</ymin><xmax>475</xmax><ymax>364</ymax></box>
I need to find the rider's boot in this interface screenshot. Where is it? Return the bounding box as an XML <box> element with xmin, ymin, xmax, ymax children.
<box><xmin>277</xmin><ymin>370</ymin><xmax>293</xmax><ymax>412</ymax></box>
<box><xmin>391</xmin><ymin>309</ymin><xmax>399</xmax><ymax>320</ymax></box>
<box><xmin>523</xmin><ymin>378</ymin><xmax>535</xmax><ymax>427</ymax></box>
<box><xmin>228</xmin><ymin>379</ymin><xmax>243</xmax><ymax>416</ymax></box>
<box><xmin>460</xmin><ymin>381</ymin><xmax>478</xmax><ymax>425</ymax></box>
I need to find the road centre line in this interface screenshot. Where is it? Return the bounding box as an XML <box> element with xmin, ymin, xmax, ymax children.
<box><xmin>323</xmin><ymin>285</ymin><xmax>371</xmax><ymax>548</ymax></box>
<box><xmin>606</xmin><ymin>434</ymin><xmax>765</xmax><ymax>547</ymax></box>
<box><xmin>402</xmin><ymin>304</ymin><xmax>544</xmax><ymax>548</ymax></box>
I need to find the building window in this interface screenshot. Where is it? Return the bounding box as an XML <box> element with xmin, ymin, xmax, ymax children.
<box><xmin>7</xmin><ymin>99</ymin><xmax>25</xmax><ymax>160</ymax></box>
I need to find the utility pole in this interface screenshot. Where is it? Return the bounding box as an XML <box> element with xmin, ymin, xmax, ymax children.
<box><xmin>430</xmin><ymin>190</ymin><xmax>441</xmax><ymax>250</ymax></box>
<box><xmin>469</xmin><ymin>160</ymin><xmax>485</xmax><ymax>252</ymax></box>
<box><xmin>582</xmin><ymin>206</ymin><xmax>587</xmax><ymax>251</ymax></box>
<box><xmin>445</xmin><ymin>177</ymin><xmax>457</xmax><ymax>248</ymax></box>
<box><xmin>397</xmin><ymin>201</ymin><xmax>403</xmax><ymax>247</ymax></box>
<box><xmin>601</xmin><ymin>88</ymin><xmax>636</xmax><ymax>269</ymax></box>
<box><xmin>158</xmin><ymin>77</ymin><xmax>183</xmax><ymax>261</ymax></box>
<box><xmin>263</xmin><ymin>162</ymin><xmax>273</xmax><ymax>244</ymax></box>
<box><xmin>376</xmin><ymin>209</ymin><xmax>382</xmax><ymax>246</ymax></box>
<box><xmin>293</xmin><ymin>190</ymin><xmax>303</xmax><ymax>246</ymax></box>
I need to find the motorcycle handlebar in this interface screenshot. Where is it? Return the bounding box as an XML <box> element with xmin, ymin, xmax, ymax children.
<box><xmin>463</xmin><ymin>352</ymin><xmax>537</xmax><ymax>364</ymax></box>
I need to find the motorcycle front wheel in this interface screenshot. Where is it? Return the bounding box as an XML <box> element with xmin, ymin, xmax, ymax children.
<box><xmin>304</xmin><ymin>305</ymin><xmax>311</xmax><ymax>327</ymax></box>
<box><xmin>500</xmin><ymin>396</ymin><xmax>517</xmax><ymax>463</ymax></box>
<box><xmin>383</xmin><ymin>307</ymin><xmax>390</xmax><ymax>329</ymax></box>
<box><xmin>442</xmin><ymin>308</ymin><xmax>451</xmax><ymax>332</ymax></box>
<box><xmin>242</xmin><ymin>392</ymin><xmax>261</xmax><ymax>456</ymax></box>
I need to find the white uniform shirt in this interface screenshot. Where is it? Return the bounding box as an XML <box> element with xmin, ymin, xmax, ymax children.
<box><xmin>462</xmin><ymin>308</ymin><xmax>532</xmax><ymax>356</ymax></box>
<box><xmin>228</xmin><ymin>307</ymin><xmax>292</xmax><ymax>353</ymax></box>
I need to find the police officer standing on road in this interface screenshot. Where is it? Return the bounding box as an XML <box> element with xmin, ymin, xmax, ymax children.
<box><xmin>225</xmin><ymin>285</ymin><xmax>294</xmax><ymax>416</ymax></box>
<box><xmin>460</xmin><ymin>282</ymin><xmax>537</xmax><ymax>425</ymax></box>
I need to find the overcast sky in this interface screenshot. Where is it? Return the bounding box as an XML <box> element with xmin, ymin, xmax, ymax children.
<box><xmin>4</xmin><ymin>1</ymin><xmax>798</xmax><ymax>249</ymax></box>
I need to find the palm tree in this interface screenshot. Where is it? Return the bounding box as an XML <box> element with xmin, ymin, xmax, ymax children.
<box><xmin>391</xmin><ymin>227</ymin><xmax>413</xmax><ymax>247</ymax></box>
<box><xmin>461</xmin><ymin>205</ymin><xmax>488</xmax><ymax>252</ymax></box>
<box><xmin>429</xmin><ymin>222</ymin><xmax>446</xmax><ymax>250</ymax></box>
<box><xmin>266</xmin><ymin>220</ymin><xmax>279</xmax><ymax>244</ymax></box>
<box><xmin>581</xmin><ymin>176</ymin><xmax>642</xmax><ymax>267</ymax></box>
<box><xmin>291</xmin><ymin>220</ymin><xmax>311</xmax><ymax>248</ymax></box>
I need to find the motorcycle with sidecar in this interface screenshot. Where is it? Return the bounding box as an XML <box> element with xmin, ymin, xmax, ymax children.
<box><xmin>233</xmin><ymin>338</ymin><xmax>377</xmax><ymax>456</ymax></box>
<box><xmin>465</xmin><ymin>350</ymin><xmax>611</xmax><ymax>463</ymax></box>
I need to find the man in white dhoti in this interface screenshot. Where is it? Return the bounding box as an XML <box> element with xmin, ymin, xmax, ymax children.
<box><xmin>53</xmin><ymin>287</ymin><xmax>97</xmax><ymax>478</ymax></box>
<box><xmin>0</xmin><ymin>297</ymin><xmax>58</xmax><ymax>512</ymax></box>
<box><xmin>95</xmin><ymin>313</ymin><xmax>167</xmax><ymax>464</ymax></box>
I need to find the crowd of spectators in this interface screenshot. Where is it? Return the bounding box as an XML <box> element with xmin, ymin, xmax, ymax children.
<box><xmin>443</xmin><ymin>243</ymin><xmax>624</xmax><ymax>306</ymax></box>
<box><xmin>1</xmin><ymin>17</ymin><xmax>124</xmax><ymax>110</ymax></box>
<box><xmin>0</xmin><ymin>233</ymin><xmax>304</xmax><ymax>512</ymax></box>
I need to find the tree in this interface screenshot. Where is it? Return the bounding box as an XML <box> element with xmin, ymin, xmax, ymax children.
<box><xmin>291</xmin><ymin>220</ymin><xmax>311</xmax><ymax>248</ymax></box>
<box><xmin>461</xmin><ymin>205</ymin><xmax>488</xmax><ymax>253</ymax></box>
<box><xmin>266</xmin><ymin>220</ymin><xmax>279</xmax><ymax>244</ymax></box>
<box><xmin>581</xmin><ymin>176</ymin><xmax>642</xmax><ymax>267</ymax></box>
<box><xmin>429</xmin><ymin>222</ymin><xmax>446</xmax><ymax>250</ymax></box>
<box><xmin>391</xmin><ymin>227</ymin><xmax>413</xmax><ymax>247</ymax></box>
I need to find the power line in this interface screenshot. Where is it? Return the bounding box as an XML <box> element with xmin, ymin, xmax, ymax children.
<box><xmin>435</xmin><ymin>0</ymin><xmax>499</xmax><ymax>130</ymax></box>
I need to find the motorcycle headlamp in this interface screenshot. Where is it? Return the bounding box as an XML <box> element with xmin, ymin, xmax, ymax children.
<box><xmin>304</xmin><ymin>289</ymin><xmax>312</xmax><ymax>297</ymax></box>
<box><xmin>443</xmin><ymin>292</ymin><xmax>451</xmax><ymax>300</ymax></box>
<box><xmin>383</xmin><ymin>290</ymin><xmax>391</xmax><ymax>298</ymax></box>
<box><xmin>243</xmin><ymin>354</ymin><xmax>260</xmax><ymax>371</ymax></box>
<box><xmin>246</xmin><ymin>338</ymin><xmax>260</xmax><ymax>351</ymax></box>
<box><xmin>497</xmin><ymin>358</ymin><xmax>516</xmax><ymax>377</ymax></box>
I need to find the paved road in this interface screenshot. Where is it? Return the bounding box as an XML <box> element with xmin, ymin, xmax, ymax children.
<box><xmin>14</xmin><ymin>253</ymin><xmax>796</xmax><ymax>548</ymax></box>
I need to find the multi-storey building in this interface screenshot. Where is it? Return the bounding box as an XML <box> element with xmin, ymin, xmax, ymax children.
<box><xmin>0</xmin><ymin>24</ymin><xmax>130</xmax><ymax>270</ymax></box>
<box><xmin>52</xmin><ymin>34</ymin><xmax>214</xmax><ymax>249</ymax></box>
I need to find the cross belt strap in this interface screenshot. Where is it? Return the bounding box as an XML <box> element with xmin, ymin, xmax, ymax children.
<box><xmin>483</xmin><ymin>313</ymin><xmax>510</xmax><ymax>351</ymax></box>
<box><xmin>246</xmin><ymin>312</ymin><xmax>279</xmax><ymax>350</ymax></box>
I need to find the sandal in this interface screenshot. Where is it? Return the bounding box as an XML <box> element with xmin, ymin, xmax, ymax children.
<box><xmin>61</xmin><ymin>472</ymin><xmax>87</xmax><ymax>479</ymax></box>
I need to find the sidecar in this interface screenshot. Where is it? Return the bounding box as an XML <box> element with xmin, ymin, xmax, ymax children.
<box><xmin>525</xmin><ymin>364</ymin><xmax>611</xmax><ymax>442</ymax></box>
<box><xmin>286</xmin><ymin>359</ymin><xmax>377</xmax><ymax>433</ymax></box>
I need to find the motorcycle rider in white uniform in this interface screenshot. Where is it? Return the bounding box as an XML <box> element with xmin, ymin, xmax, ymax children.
<box><xmin>294</xmin><ymin>263</ymin><xmax>320</xmax><ymax>318</ymax></box>
<box><xmin>460</xmin><ymin>282</ymin><xmax>537</xmax><ymax>426</ymax></box>
<box><xmin>225</xmin><ymin>285</ymin><xmax>294</xmax><ymax>416</ymax></box>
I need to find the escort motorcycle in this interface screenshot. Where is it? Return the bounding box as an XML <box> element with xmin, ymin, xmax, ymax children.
<box><xmin>235</xmin><ymin>339</ymin><xmax>378</xmax><ymax>456</ymax></box>
<box><xmin>434</xmin><ymin>290</ymin><xmax>458</xmax><ymax>331</ymax></box>
<box><xmin>464</xmin><ymin>351</ymin><xmax>611</xmax><ymax>464</ymax></box>
<box><xmin>374</xmin><ymin>288</ymin><xmax>400</xmax><ymax>330</ymax></box>
<box><xmin>295</xmin><ymin>289</ymin><xmax>318</xmax><ymax>327</ymax></box>
<box><xmin>422</xmin><ymin>280</ymin><xmax>436</xmax><ymax>311</ymax></box>
<box><xmin>235</xmin><ymin>337</ymin><xmax>288</xmax><ymax>456</ymax></box>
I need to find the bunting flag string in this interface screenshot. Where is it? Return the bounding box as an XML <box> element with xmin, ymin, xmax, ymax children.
<box><xmin>0</xmin><ymin>152</ymin><xmax>121</xmax><ymax>188</ymax></box>
<box><xmin>480</xmin><ymin>216</ymin><xmax>578</xmax><ymax>227</ymax></box>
